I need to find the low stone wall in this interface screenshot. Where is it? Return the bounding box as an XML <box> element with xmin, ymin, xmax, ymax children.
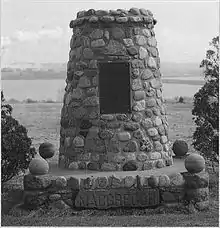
<box><xmin>23</xmin><ymin>171</ymin><xmax>209</xmax><ymax>211</ymax></box>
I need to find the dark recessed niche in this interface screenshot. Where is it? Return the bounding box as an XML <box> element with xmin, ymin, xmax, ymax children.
<box><xmin>98</xmin><ymin>61</ymin><xmax>131</xmax><ymax>114</ymax></box>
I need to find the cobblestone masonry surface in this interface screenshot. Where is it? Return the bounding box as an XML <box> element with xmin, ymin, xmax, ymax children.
<box><xmin>23</xmin><ymin>171</ymin><xmax>209</xmax><ymax>211</ymax></box>
<box><xmin>59</xmin><ymin>8</ymin><xmax>173</xmax><ymax>170</ymax></box>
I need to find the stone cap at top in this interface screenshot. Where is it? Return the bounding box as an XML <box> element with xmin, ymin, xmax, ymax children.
<box><xmin>70</xmin><ymin>8</ymin><xmax>157</xmax><ymax>28</ymax></box>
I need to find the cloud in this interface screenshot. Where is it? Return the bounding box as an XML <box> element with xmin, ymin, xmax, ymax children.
<box><xmin>14</xmin><ymin>27</ymin><xmax>63</xmax><ymax>42</ymax></box>
<box><xmin>1</xmin><ymin>36</ymin><xmax>11</xmax><ymax>49</ymax></box>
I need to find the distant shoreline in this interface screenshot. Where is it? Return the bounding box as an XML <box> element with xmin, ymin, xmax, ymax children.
<box><xmin>1</xmin><ymin>78</ymin><xmax>204</xmax><ymax>86</ymax></box>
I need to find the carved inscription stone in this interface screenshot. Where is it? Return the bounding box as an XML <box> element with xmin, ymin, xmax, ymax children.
<box><xmin>75</xmin><ymin>188</ymin><xmax>160</xmax><ymax>209</ymax></box>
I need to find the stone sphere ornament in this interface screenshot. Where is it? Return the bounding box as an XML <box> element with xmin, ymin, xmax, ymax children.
<box><xmin>39</xmin><ymin>142</ymin><xmax>56</xmax><ymax>159</ymax></box>
<box><xmin>184</xmin><ymin>154</ymin><xmax>205</xmax><ymax>174</ymax></box>
<box><xmin>172</xmin><ymin>140</ymin><xmax>188</xmax><ymax>157</ymax></box>
<box><xmin>29</xmin><ymin>157</ymin><xmax>49</xmax><ymax>175</ymax></box>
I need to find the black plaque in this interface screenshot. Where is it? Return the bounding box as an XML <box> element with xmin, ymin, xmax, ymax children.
<box><xmin>98</xmin><ymin>61</ymin><xmax>131</xmax><ymax>114</ymax></box>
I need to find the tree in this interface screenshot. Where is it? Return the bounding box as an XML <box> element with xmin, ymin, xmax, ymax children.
<box><xmin>1</xmin><ymin>91</ymin><xmax>36</xmax><ymax>183</ymax></box>
<box><xmin>192</xmin><ymin>36</ymin><xmax>219</xmax><ymax>169</ymax></box>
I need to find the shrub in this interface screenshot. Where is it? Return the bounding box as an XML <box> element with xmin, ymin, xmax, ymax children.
<box><xmin>178</xmin><ymin>96</ymin><xmax>184</xmax><ymax>103</ymax></box>
<box><xmin>1</xmin><ymin>91</ymin><xmax>36</xmax><ymax>183</ymax></box>
<box><xmin>192</xmin><ymin>36</ymin><xmax>219</xmax><ymax>168</ymax></box>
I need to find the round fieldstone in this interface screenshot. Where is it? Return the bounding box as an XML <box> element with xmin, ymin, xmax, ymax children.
<box><xmin>112</xmin><ymin>154</ymin><xmax>126</xmax><ymax>163</ymax></box>
<box><xmin>123</xmin><ymin>176</ymin><xmax>136</xmax><ymax>188</ymax></box>
<box><xmin>95</xmin><ymin>177</ymin><xmax>108</xmax><ymax>189</ymax></box>
<box><xmin>156</xmin><ymin>159</ymin><xmax>165</xmax><ymax>168</ymax></box>
<box><xmin>154</xmin><ymin>117</ymin><xmax>163</xmax><ymax>126</ymax></box>
<box><xmin>152</xmin><ymin>107</ymin><xmax>161</xmax><ymax>116</ymax></box>
<box><xmin>145</xmin><ymin>87</ymin><xmax>155</xmax><ymax>97</ymax></box>
<box><xmin>129</xmin><ymin>16</ymin><xmax>142</xmax><ymax>22</ymax></box>
<box><xmin>141</xmin><ymin>69</ymin><xmax>153</xmax><ymax>79</ymax></box>
<box><xmin>91</xmin><ymin>154</ymin><xmax>100</xmax><ymax>162</ymax></box>
<box><xmin>148</xmin><ymin>57</ymin><xmax>157</xmax><ymax>69</ymax></box>
<box><xmin>89</xmin><ymin>16</ymin><xmax>98</xmax><ymax>22</ymax></box>
<box><xmin>132</xmin><ymin>79</ymin><xmax>142</xmax><ymax>90</ymax></box>
<box><xmin>89</xmin><ymin>59</ymin><xmax>98</xmax><ymax>69</ymax></box>
<box><xmin>124</xmin><ymin>152</ymin><xmax>136</xmax><ymax>161</ymax></box>
<box><xmin>140</xmin><ymin>137</ymin><xmax>153</xmax><ymax>152</ymax></box>
<box><xmin>133</xmin><ymin>100</ymin><xmax>146</xmax><ymax>112</ymax></box>
<box><xmin>116</xmin><ymin>114</ymin><xmax>129</xmax><ymax>121</ymax></box>
<box><xmin>78</xmin><ymin>161</ymin><xmax>87</xmax><ymax>169</ymax></box>
<box><xmin>148</xmin><ymin>128</ymin><xmax>159</xmax><ymax>137</ymax></box>
<box><xmin>112</xmin><ymin>27</ymin><xmax>125</xmax><ymax>39</ymax></box>
<box><xmin>129</xmin><ymin>7</ymin><xmax>140</xmax><ymax>15</ymax></box>
<box><xmin>150</xmin><ymin>78</ymin><xmax>162</xmax><ymax>89</ymax></box>
<box><xmin>87</xmin><ymin>88</ymin><xmax>97</xmax><ymax>97</ymax></box>
<box><xmin>134</xmin><ymin>90</ymin><xmax>145</xmax><ymax>101</ymax></box>
<box><xmin>123</xmin><ymin>140</ymin><xmax>138</xmax><ymax>152</ymax></box>
<box><xmin>148</xmin><ymin>37</ymin><xmax>157</xmax><ymax>47</ymax></box>
<box><xmin>83</xmin><ymin>48</ymin><xmax>93</xmax><ymax>59</ymax></box>
<box><xmin>116</xmin><ymin>17</ymin><xmax>129</xmax><ymax>23</ymax></box>
<box><xmin>117</xmin><ymin>132</ymin><xmax>131</xmax><ymax>141</ymax></box>
<box><xmin>69</xmin><ymin>162</ymin><xmax>78</xmax><ymax>170</ymax></box>
<box><xmin>55</xmin><ymin>176</ymin><xmax>67</xmax><ymax>188</ymax></box>
<box><xmin>135</xmin><ymin>35</ymin><xmax>147</xmax><ymax>45</ymax></box>
<box><xmin>90</xmin><ymin>29</ymin><xmax>103</xmax><ymax>39</ymax></box>
<box><xmin>149</xmin><ymin>152</ymin><xmax>162</xmax><ymax>160</ymax></box>
<box><xmin>156</xmin><ymin>89</ymin><xmax>162</xmax><ymax>98</ymax></box>
<box><xmin>124</xmin><ymin>122</ymin><xmax>140</xmax><ymax>131</ymax></box>
<box><xmin>133</xmin><ymin>129</ymin><xmax>145</xmax><ymax>140</ymax></box>
<box><xmin>123</xmin><ymin>38</ymin><xmax>134</xmax><ymax>47</ymax></box>
<box><xmin>131</xmin><ymin>59</ymin><xmax>145</xmax><ymax>68</ymax></box>
<box><xmin>139</xmin><ymin>47</ymin><xmax>148</xmax><ymax>59</ymax></box>
<box><xmin>83</xmin><ymin>96</ymin><xmax>99</xmax><ymax>107</ymax></box>
<box><xmin>141</xmin><ymin>118</ymin><xmax>153</xmax><ymax>129</ymax></box>
<box><xmin>101</xmin><ymin>163</ymin><xmax>117</xmax><ymax>171</ymax></box>
<box><xmin>148</xmin><ymin>176</ymin><xmax>159</xmax><ymax>187</ymax></box>
<box><xmin>87</xmin><ymin>162</ymin><xmax>99</xmax><ymax>171</ymax></box>
<box><xmin>131</xmin><ymin>68</ymin><xmax>140</xmax><ymax>78</ymax></box>
<box><xmin>133</xmin><ymin>27</ymin><xmax>141</xmax><ymax>35</ymax></box>
<box><xmin>127</xmin><ymin>46</ymin><xmax>138</xmax><ymax>55</ymax></box>
<box><xmin>143</xmin><ymin>160</ymin><xmax>156</xmax><ymax>170</ymax></box>
<box><xmin>154</xmin><ymin>141</ymin><xmax>163</xmax><ymax>151</ymax></box>
<box><xmin>159</xmin><ymin>175</ymin><xmax>170</xmax><ymax>187</ymax></box>
<box><xmin>109</xmin><ymin>175</ymin><xmax>122</xmax><ymax>188</ymax></box>
<box><xmin>142</xmin><ymin>28</ymin><xmax>151</xmax><ymax>37</ymax></box>
<box><xmin>123</xmin><ymin>160</ymin><xmax>138</xmax><ymax>171</ymax></box>
<box><xmin>145</xmin><ymin>98</ymin><xmax>157</xmax><ymax>107</ymax></box>
<box><xmin>132</xmin><ymin>112</ymin><xmax>143</xmax><ymax>122</ymax></box>
<box><xmin>145</xmin><ymin>109</ymin><xmax>153</xmax><ymax>118</ymax></box>
<box><xmin>99</xmin><ymin>130</ymin><xmax>114</xmax><ymax>140</ymax></box>
<box><xmin>73</xmin><ymin>136</ymin><xmax>84</xmax><ymax>147</ymax></box>
<box><xmin>91</xmin><ymin>39</ymin><xmax>105</xmax><ymax>48</ymax></box>
<box><xmin>136</xmin><ymin>152</ymin><xmax>148</xmax><ymax>162</ymax></box>
<box><xmin>158</xmin><ymin>125</ymin><xmax>165</xmax><ymax>135</ymax></box>
<box><xmin>95</xmin><ymin>10</ymin><xmax>109</xmax><ymax>16</ymax></box>
<box><xmin>169</xmin><ymin>173</ymin><xmax>185</xmax><ymax>186</ymax></box>
<box><xmin>100</xmin><ymin>15</ymin><xmax>115</xmax><ymax>22</ymax></box>
<box><xmin>78</xmin><ymin>76</ymin><xmax>91</xmax><ymax>88</ymax></box>
<box><xmin>161</xmin><ymin>135</ymin><xmax>168</xmax><ymax>144</ymax></box>
<box><xmin>148</xmin><ymin>47</ymin><xmax>158</xmax><ymax>57</ymax></box>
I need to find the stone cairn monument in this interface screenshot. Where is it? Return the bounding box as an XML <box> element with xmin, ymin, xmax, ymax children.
<box><xmin>59</xmin><ymin>8</ymin><xmax>173</xmax><ymax>171</ymax></box>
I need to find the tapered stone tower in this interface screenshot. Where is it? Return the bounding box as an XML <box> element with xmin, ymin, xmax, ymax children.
<box><xmin>59</xmin><ymin>8</ymin><xmax>173</xmax><ymax>171</ymax></box>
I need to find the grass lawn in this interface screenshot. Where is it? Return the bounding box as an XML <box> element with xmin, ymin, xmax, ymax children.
<box><xmin>1</xmin><ymin>101</ymin><xmax>219</xmax><ymax>226</ymax></box>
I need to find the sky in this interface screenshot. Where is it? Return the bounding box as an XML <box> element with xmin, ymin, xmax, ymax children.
<box><xmin>1</xmin><ymin>0</ymin><xmax>219</xmax><ymax>67</ymax></box>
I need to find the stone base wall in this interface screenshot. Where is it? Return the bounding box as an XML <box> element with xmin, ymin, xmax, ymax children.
<box><xmin>23</xmin><ymin>171</ymin><xmax>209</xmax><ymax>211</ymax></box>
